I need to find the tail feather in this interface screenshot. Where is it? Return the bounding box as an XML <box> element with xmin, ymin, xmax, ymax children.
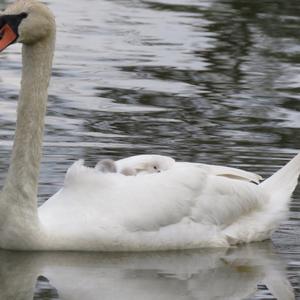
<box><xmin>224</xmin><ymin>152</ymin><xmax>300</xmax><ymax>245</ymax></box>
<box><xmin>260</xmin><ymin>152</ymin><xmax>300</xmax><ymax>198</ymax></box>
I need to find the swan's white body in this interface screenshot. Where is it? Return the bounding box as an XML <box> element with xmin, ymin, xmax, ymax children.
<box><xmin>0</xmin><ymin>0</ymin><xmax>299</xmax><ymax>251</ymax></box>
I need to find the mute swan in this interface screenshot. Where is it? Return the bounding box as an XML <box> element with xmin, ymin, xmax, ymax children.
<box><xmin>0</xmin><ymin>0</ymin><xmax>299</xmax><ymax>251</ymax></box>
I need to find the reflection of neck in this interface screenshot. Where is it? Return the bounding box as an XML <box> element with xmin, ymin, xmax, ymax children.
<box><xmin>0</xmin><ymin>33</ymin><xmax>55</xmax><ymax>248</ymax></box>
<box><xmin>0</xmin><ymin>251</ymin><xmax>38</xmax><ymax>300</ymax></box>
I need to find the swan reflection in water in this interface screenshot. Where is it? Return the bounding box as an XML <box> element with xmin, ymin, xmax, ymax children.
<box><xmin>0</xmin><ymin>242</ymin><xmax>295</xmax><ymax>300</ymax></box>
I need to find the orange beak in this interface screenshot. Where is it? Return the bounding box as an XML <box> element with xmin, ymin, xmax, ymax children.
<box><xmin>0</xmin><ymin>24</ymin><xmax>17</xmax><ymax>52</ymax></box>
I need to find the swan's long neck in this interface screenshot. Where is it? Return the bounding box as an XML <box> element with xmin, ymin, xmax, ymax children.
<box><xmin>0</xmin><ymin>33</ymin><xmax>55</xmax><ymax>247</ymax></box>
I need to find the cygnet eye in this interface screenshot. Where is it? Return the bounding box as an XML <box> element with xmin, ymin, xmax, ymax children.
<box><xmin>153</xmin><ymin>165</ymin><xmax>161</xmax><ymax>172</ymax></box>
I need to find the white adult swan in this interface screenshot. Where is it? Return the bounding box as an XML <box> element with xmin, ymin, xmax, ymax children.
<box><xmin>0</xmin><ymin>0</ymin><xmax>299</xmax><ymax>251</ymax></box>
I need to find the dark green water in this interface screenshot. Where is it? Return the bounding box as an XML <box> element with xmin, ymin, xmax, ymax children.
<box><xmin>0</xmin><ymin>0</ymin><xmax>299</xmax><ymax>299</ymax></box>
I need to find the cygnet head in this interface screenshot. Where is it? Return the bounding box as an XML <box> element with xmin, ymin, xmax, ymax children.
<box><xmin>135</xmin><ymin>162</ymin><xmax>162</xmax><ymax>174</ymax></box>
<box><xmin>120</xmin><ymin>161</ymin><xmax>164</xmax><ymax>176</ymax></box>
<box><xmin>0</xmin><ymin>0</ymin><xmax>55</xmax><ymax>52</ymax></box>
<box><xmin>95</xmin><ymin>159</ymin><xmax>117</xmax><ymax>174</ymax></box>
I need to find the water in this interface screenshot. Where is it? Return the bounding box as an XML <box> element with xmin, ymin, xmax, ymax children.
<box><xmin>0</xmin><ymin>0</ymin><xmax>299</xmax><ymax>298</ymax></box>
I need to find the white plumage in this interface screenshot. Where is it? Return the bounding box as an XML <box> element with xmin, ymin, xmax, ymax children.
<box><xmin>38</xmin><ymin>152</ymin><xmax>300</xmax><ymax>251</ymax></box>
<box><xmin>0</xmin><ymin>0</ymin><xmax>299</xmax><ymax>251</ymax></box>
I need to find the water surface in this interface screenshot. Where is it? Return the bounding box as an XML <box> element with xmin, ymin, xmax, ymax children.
<box><xmin>0</xmin><ymin>0</ymin><xmax>299</xmax><ymax>299</ymax></box>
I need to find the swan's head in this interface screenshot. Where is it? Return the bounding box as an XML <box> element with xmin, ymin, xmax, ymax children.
<box><xmin>0</xmin><ymin>0</ymin><xmax>55</xmax><ymax>52</ymax></box>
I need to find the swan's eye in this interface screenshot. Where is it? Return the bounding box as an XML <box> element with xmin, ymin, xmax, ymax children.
<box><xmin>19</xmin><ymin>13</ymin><xmax>28</xmax><ymax>19</ymax></box>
